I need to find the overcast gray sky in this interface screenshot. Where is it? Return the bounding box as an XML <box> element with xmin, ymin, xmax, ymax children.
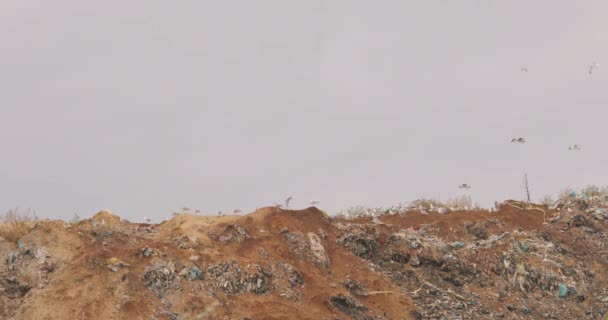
<box><xmin>1</xmin><ymin>1</ymin><xmax>607</xmax><ymax>221</ymax></box>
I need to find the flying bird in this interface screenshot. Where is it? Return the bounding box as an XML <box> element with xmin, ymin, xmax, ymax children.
<box><xmin>309</xmin><ymin>201</ymin><xmax>320</xmax><ymax>206</ymax></box>
<box><xmin>511</xmin><ymin>137</ymin><xmax>526</xmax><ymax>144</ymax></box>
<box><xmin>232</xmin><ymin>209</ymin><xmax>242</xmax><ymax>215</ymax></box>
<box><xmin>520</xmin><ymin>67</ymin><xmax>529</xmax><ymax>72</ymax></box>
<box><xmin>568</xmin><ymin>144</ymin><xmax>581</xmax><ymax>151</ymax></box>
<box><xmin>589</xmin><ymin>62</ymin><xmax>600</xmax><ymax>75</ymax></box>
<box><xmin>459</xmin><ymin>184</ymin><xmax>471</xmax><ymax>190</ymax></box>
<box><xmin>284</xmin><ymin>196</ymin><xmax>294</xmax><ymax>209</ymax></box>
<box><xmin>182</xmin><ymin>207</ymin><xmax>190</xmax><ymax>212</ymax></box>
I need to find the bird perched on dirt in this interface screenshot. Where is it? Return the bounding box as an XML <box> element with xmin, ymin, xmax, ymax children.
<box><xmin>459</xmin><ymin>184</ymin><xmax>471</xmax><ymax>190</ymax></box>
<box><xmin>589</xmin><ymin>62</ymin><xmax>600</xmax><ymax>75</ymax></box>
<box><xmin>568</xmin><ymin>144</ymin><xmax>581</xmax><ymax>151</ymax></box>
<box><xmin>511</xmin><ymin>137</ymin><xmax>526</xmax><ymax>144</ymax></box>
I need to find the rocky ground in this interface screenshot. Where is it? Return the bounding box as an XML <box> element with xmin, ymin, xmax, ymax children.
<box><xmin>2</xmin><ymin>196</ymin><xmax>608</xmax><ymax>319</ymax></box>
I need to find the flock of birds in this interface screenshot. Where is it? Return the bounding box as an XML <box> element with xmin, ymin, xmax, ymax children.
<box><xmin>144</xmin><ymin>133</ymin><xmax>584</xmax><ymax>223</ymax></box>
<box><xmin>520</xmin><ymin>62</ymin><xmax>600</xmax><ymax>75</ymax></box>
<box><xmin>142</xmin><ymin>64</ymin><xmax>596</xmax><ymax>224</ymax></box>
<box><xmin>457</xmin><ymin>135</ymin><xmax>583</xmax><ymax>194</ymax></box>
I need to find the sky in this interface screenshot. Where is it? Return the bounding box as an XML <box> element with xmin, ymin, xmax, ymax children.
<box><xmin>1</xmin><ymin>1</ymin><xmax>607</xmax><ymax>222</ymax></box>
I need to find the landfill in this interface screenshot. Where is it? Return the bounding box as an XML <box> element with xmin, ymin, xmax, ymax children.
<box><xmin>0</xmin><ymin>198</ymin><xmax>607</xmax><ymax>319</ymax></box>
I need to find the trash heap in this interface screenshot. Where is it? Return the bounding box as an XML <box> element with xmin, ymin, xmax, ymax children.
<box><xmin>330</xmin><ymin>294</ymin><xmax>374</xmax><ymax>320</ymax></box>
<box><xmin>334</xmin><ymin>207</ymin><xmax>608</xmax><ymax>319</ymax></box>
<box><xmin>2</xmin><ymin>244</ymin><xmax>55</xmax><ymax>304</ymax></box>
<box><xmin>170</xmin><ymin>235</ymin><xmax>198</xmax><ymax>249</ymax></box>
<box><xmin>209</xmin><ymin>224</ymin><xmax>251</xmax><ymax>244</ymax></box>
<box><xmin>203</xmin><ymin>260</ymin><xmax>304</xmax><ymax>301</ymax></box>
<box><xmin>282</xmin><ymin>230</ymin><xmax>331</xmax><ymax>270</ymax></box>
<box><xmin>552</xmin><ymin>190</ymin><xmax>608</xmax><ymax>222</ymax></box>
<box><xmin>205</xmin><ymin>260</ymin><xmax>271</xmax><ymax>295</ymax></box>
<box><xmin>142</xmin><ymin>261</ymin><xmax>183</xmax><ymax>298</ymax></box>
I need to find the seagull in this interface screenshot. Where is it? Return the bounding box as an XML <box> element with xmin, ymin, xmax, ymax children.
<box><xmin>143</xmin><ymin>216</ymin><xmax>151</xmax><ymax>224</ymax></box>
<box><xmin>217</xmin><ymin>210</ymin><xmax>223</xmax><ymax>217</ymax></box>
<box><xmin>520</xmin><ymin>67</ymin><xmax>529</xmax><ymax>72</ymax></box>
<box><xmin>182</xmin><ymin>207</ymin><xmax>190</xmax><ymax>212</ymax></box>
<box><xmin>284</xmin><ymin>196</ymin><xmax>294</xmax><ymax>209</ymax></box>
<box><xmin>511</xmin><ymin>137</ymin><xmax>526</xmax><ymax>144</ymax></box>
<box><xmin>568</xmin><ymin>144</ymin><xmax>581</xmax><ymax>151</ymax></box>
<box><xmin>232</xmin><ymin>209</ymin><xmax>242</xmax><ymax>215</ymax></box>
<box><xmin>459</xmin><ymin>184</ymin><xmax>471</xmax><ymax>190</ymax></box>
<box><xmin>309</xmin><ymin>201</ymin><xmax>320</xmax><ymax>206</ymax></box>
<box><xmin>589</xmin><ymin>62</ymin><xmax>600</xmax><ymax>75</ymax></box>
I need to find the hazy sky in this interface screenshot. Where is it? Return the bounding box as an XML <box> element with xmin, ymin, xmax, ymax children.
<box><xmin>1</xmin><ymin>1</ymin><xmax>607</xmax><ymax>221</ymax></box>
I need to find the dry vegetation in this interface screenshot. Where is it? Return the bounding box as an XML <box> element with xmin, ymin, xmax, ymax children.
<box><xmin>0</xmin><ymin>208</ymin><xmax>37</xmax><ymax>243</ymax></box>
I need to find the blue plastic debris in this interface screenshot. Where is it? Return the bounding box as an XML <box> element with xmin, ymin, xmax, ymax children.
<box><xmin>558</xmin><ymin>283</ymin><xmax>569</xmax><ymax>298</ymax></box>
<box><xmin>520</xmin><ymin>242</ymin><xmax>527</xmax><ymax>253</ymax></box>
<box><xmin>569</xmin><ymin>191</ymin><xmax>577</xmax><ymax>197</ymax></box>
<box><xmin>289</xmin><ymin>278</ymin><xmax>298</xmax><ymax>287</ymax></box>
<box><xmin>452</xmin><ymin>242</ymin><xmax>465</xmax><ymax>249</ymax></box>
<box><xmin>189</xmin><ymin>267</ymin><xmax>202</xmax><ymax>280</ymax></box>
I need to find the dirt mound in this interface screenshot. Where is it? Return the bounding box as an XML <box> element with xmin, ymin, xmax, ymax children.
<box><xmin>90</xmin><ymin>209</ymin><xmax>123</xmax><ymax>226</ymax></box>
<box><xmin>1</xmin><ymin>203</ymin><xmax>608</xmax><ymax>319</ymax></box>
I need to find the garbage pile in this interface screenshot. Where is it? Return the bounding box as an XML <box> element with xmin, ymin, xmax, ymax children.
<box><xmin>3</xmin><ymin>204</ymin><xmax>608</xmax><ymax>319</ymax></box>
<box><xmin>142</xmin><ymin>261</ymin><xmax>183</xmax><ymax>298</ymax></box>
<box><xmin>334</xmin><ymin>207</ymin><xmax>608</xmax><ymax>319</ymax></box>
<box><xmin>552</xmin><ymin>190</ymin><xmax>608</xmax><ymax>222</ymax></box>
<box><xmin>205</xmin><ymin>260</ymin><xmax>270</xmax><ymax>294</ymax></box>
<box><xmin>330</xmin><ymin>294</ymin><xmax>374</xmax><ymax>320</ymax></box>
<box><xmin>282</xmin><ymin>230</ymin><xmax>331</xmax><ymax>270</ymax></box>
<box><xmin>170</xmin><ymin>235</ymin><xmax>198</xmax><ymax>249</ymax></box>
<box><xmin>336</xmin><ymin>223</ymin><xmax>380</xmax><ymax>259</ymax></box>
<box><xmin>343</xmin><ymin>279</ymin><xmax>366</xmax><ymax>297</ymax></box>
<box><xmin>2</xmin><ymin>244</ymin><xmax>55</xmax><ymax>301</ymax></box>
<box><xmin>209</xmin><ymin>224</ymin><xmax>251</xmax><ymax>244</ymax></box>
<box><xmin>204</xmin><ymin>260</ymin><xmax>304</xmax><ymax>301</ymax></box>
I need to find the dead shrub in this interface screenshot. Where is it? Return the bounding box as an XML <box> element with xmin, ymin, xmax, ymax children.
<box><xmin>0</xmin><ymin>208</ymin><xmax>37</xmax><ymax>243</ymax></box>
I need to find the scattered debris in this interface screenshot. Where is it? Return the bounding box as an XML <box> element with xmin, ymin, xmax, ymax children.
<box><xmin>106</xmin><ymin>257</ymin><xmax>129</xmax><ymax>272</ymax></box>
<box><xmin>140</xmin><ymin>247</ymin><xmax>160</xmax><ymax>257</ymax></box>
